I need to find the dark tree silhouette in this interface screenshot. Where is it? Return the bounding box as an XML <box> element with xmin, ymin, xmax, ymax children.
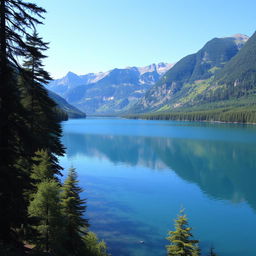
<box><xmin>0</xmin><ymin>0</ymin><xmax>60</xmax><ymax>246</ymax></box>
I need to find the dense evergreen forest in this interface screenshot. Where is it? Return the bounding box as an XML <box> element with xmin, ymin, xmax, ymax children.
<box><xmin>125</xmin><ymin>105</ymin><xmax>256</xmax><ymax>123</ymax></box>
<box><xmin>0</xmin><ymin>1</ymin><xmax>106</xmax><ymax>255</ymax></box>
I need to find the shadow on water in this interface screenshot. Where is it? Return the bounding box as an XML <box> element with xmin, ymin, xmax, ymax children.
<box><xmin>63</xmin><ymin>132</ymin><xmax>256</xmax><ymax>211</ymax></box>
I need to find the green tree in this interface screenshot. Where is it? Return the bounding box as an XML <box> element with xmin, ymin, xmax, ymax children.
<box><xmin>28</xmin><ymin>180</ymin><xmax>64</xmax><ymax>255</ymax></box>
<box><xmin>0</xmin><ymin>0</ymin><xmax>66</xmax><ymax>252</ymax></box>
<box><xmin>20</xmin><ymin>29</ymin><xmax>65</xmax><ymax>176</ymax></box>
<box><xmin>31</xmin><ymin>149</ymin><xmax>56</xmax><ymax>183</ymax></box>
<box><xmin>61</xmin><ymin>167</ymin><xmax>89</xmax><ymax>255</ymax></box>
<box><xmin>22</xmin><ymin>30</ymin><xmax>51</xmax><ymax>131</ymax></box>
<box><xmin>83</xmin><ymin>232</ymin><xmax>108</xmax><ymax>256</ymax></box>
<box><xmin>166</xmin><ymin>209</ymin><xmax>200</xmax><ymax>256</ymax></box>
<box><xmin>0</xmin><ymin>0</ymin><xmax>47</xmax><ymax>243</ymax></box>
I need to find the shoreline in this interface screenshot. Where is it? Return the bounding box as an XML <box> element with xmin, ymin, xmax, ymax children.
<box><xmin>124</xmin><ymin>116</ymin><xmax>256</xmax><ymax>125</ymax></box>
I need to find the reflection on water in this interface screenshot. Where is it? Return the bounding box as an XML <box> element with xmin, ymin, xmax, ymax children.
<box><xmin>60</xmin><ymin>119</ymin><xmax>256</xmax><ymax>256</ymax></box>
<box><xmin>63</xmin><ymin>132</ymin><xmax>256</xmax><ymax>210</ymax></box>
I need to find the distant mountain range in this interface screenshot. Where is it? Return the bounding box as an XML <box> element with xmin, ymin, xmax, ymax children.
<box><xmin>48</xmin><ymin>32</ymin><xmax>256</xmax><ymax>121</ymax></box>
<box><xmin>131</xmin><ymin>34</ymin><xmax>250</xmax><ymax>113</ymax></box>
<box><xmin>46</xmin><ymin>63</ymin><xmax>174</xmax><ymax>114</ymax></box>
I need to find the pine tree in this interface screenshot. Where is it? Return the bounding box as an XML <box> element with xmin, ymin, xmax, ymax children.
<box><xmin>83</xmin><ymin>232</ymin><xmax>108</xmax><ymax>256</ymax></box>
<box><xmin>0</xmin><ymin>1</ymin><xmax>47</xmax><ymax>163</ymax></box>
<box><xmin>28</xmin><ymin>180</ymin><xmax>64</xmax><ymax>254</ymax></box>
<box><xmin>0</xmin><ymin>0</ymin><xmax>66</xmax><ymax>252</ymax></box>
<box><xmin>20</xmin><ymin>29</ymin><xmax>65</xmax><ymax>177</ymax></box>
<box><xmin>0</xmin><ymin>0</ymin><xmax>48</xmax><ymax>243</ymax></box>
<box><xmin>22</xmin><ymin>30</ymin><xmax>51</xmax><ymax>131</ymax></box>
<box><xmin>31</xmin><ymin>149</ymin><xmax>56</xmax><ymax>183</ymax></box>
<box><xmin>166</xmin><ymin>209</ymin><xmax>200</xmax><ymax>256</ymax></box>
<box><xmin>23</xmin><ymin>30</ymin><xmax>51</xmax><ymax>83</ymax></box>
<box><xmin>61</xmin><ymin>167</ymin><xmax>89</xmax><ymax>255</ymax></box>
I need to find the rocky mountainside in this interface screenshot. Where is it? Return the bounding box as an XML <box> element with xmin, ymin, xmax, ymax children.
<box><xmin>46</xmin><ymin>63</ymin><xmax>173</xmax><ymax>114</ymax></box>
<box><xmin>130</xmin><ymin>34</ymin><xmax>250</xmax><ymax>113</ymax></box>
<box><xmin>214</xmin><ymin>33</ymin><xmax>256</xmax><ymax>89</ymax></box>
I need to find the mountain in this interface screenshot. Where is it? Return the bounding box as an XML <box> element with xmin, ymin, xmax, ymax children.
<box><xmin>130</xmin><ymin>34</ymin><xmax>249</xmax><ymax>113</ymax></box>
<box><xmin>48</xmin><ymin>90</ymin><xmax>86</xmax><ymax>118</ymax></box>
<box><xmin>46</xmin><ymin>63</ymin><xmax>173</xmax><ymax>114</ymax></box>
<box><xmin>214</xmin><ymin>32</ymin><xmax>256</xmax><ymax>91</ymax></box>
<box><xmin>47</xmin><ymin>71</ymin><xmax>110</xmax><ymax>96</ymax></box>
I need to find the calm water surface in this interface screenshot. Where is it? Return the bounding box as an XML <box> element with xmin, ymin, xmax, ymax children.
<box><xmin>60</xmin><ymin>118</ymin><xmax>256</xmax><ymax>256</ymax></box>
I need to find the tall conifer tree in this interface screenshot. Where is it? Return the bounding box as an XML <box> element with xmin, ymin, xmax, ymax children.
<box><xmin>31</xmin><ymin>149</ymin><xmax>57</xmax><ymax>183</ymax></box>
<box><xmin>20</xmin><ymin>29</ymin><xmax>65</xmax><ymax>176</ymax></box>
<box><xmin>22</xmin><ymin>30</ymin><xmax>51</xmax><ymax>131</ymax></box>
<box><xmin>0</xmin><ymin>0</ymin><xmax>64</xmax><ymax>246</ymax></box>
<box><xmin>0</xmin><ymin>0</ymin><xmax>47</xmax><ymax>243</ymax></box>
<box><xmin>28</xmin><ymin>180</ymin><xmax>64</xmax><ymax>254</ymax></box>
<box><xmin>61</xmin><ymin>167</ymin><xmax>89</xmax><ymax>255</ymax></box>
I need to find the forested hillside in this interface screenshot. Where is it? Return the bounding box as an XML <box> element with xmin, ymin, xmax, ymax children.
<box><xmin>0</xmin><ymin>1</ymin><xmax>105</xmax><ymax>255</ymax></box>
<box><xmin>130</xmin><ymin>34</ymin><xmax>249</xmax><ymax>114</ymax></box>
<box><xmin>213</xmin><ymin>31</ymin><xmax>256</xmax><ymax>95</ymax></box>
<box><xmin>127</xmin><ymin>33</ymin><xmax>256</xmax><ymax>123</ymax></box>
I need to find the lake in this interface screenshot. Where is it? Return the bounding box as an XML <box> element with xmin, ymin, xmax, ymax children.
<box><xmin>60</xmin><ymin>118</ymin><xmax>256</xmax><ymax>256</ymax></box>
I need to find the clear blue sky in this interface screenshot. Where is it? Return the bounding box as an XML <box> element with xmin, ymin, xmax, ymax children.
<box><xmin>38</xmin><ymin>0</ymin><xmax>256</xmax><ymax>78</ymax></box>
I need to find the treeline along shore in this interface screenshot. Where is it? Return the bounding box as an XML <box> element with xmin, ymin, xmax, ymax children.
<box><xmin>125</xmin><ymin>105</ymin><xmax>256</xmax><ymax>124</ymax></box>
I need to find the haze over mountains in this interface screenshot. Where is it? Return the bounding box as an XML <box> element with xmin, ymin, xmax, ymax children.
<box><xmin>48</xmin><ymin>90</ymin><xmax>86</xmax><ymax>118</ymax></box>
<box><xmin>47</xmin><ymin>63</ymin><xmax>174</xmax><ymax>114</ymax></box>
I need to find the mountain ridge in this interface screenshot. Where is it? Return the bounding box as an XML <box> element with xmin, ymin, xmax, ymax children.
<box><xmin>126</xmin><ymin>32</ymin><xmax>256</xmax><ymax>123</ymax></box>
<box><xmin>46</xmin><ymin>32</ymin><xmax>255</xmax><ymax>122</ymax></box>
<box><xmin>46</xmin><ymin>62</ymin><xmax>174</xmax><ymax>114</ymax></box>
<box><xmin>129</xmin><ymin>33</ymin><xmax>250</xmax><ymax>113</ymax></box>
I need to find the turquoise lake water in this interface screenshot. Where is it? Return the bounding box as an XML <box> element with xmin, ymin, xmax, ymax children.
<box><xmin>60</xmin><ymin>118</ymin><xmax>256</xmax><ymax>256</ymax></box>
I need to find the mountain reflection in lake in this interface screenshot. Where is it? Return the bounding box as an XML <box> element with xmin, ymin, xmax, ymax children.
<box><xmin>60</xmin><ymin>118</ymin><xmax>256</xmax><ymax>256</ymax></box>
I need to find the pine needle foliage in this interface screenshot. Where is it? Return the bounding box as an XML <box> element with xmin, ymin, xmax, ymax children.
<box><xmin>28</xmin><ymin>180</ymin><xmax>64</xmax><ymax>254</ymax></box>
<box><xmin>31</xmin><ymin>149</ymin><xmax>56</xmax><ymax>183</ymax></box>
<box><xmin>0</xmin><ymin>0</ymin><xmax>51</xmax><ymax>243</ymax></box>
<box><xmin>20</xmin><ymin>30</ymin><xmax>65</xmax><ymax>176</ymax></box>
<box><xmin>61</xmin><ymin>167</ymin><xmax>89</xmax><ymax>255</ymax></box>
<box><xmin>83</xmin><ymin>232</ymin><xmax>108</xmax><ymax>256</ymax></box>
<box><xmin>166</xmin><ymin>209</ymin><xmax>200</xmax><ymax>256</ymax></box>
